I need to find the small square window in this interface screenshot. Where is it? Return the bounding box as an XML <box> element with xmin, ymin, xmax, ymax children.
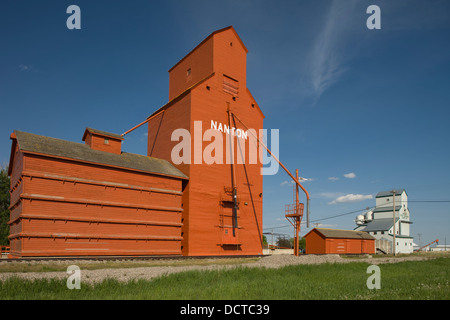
<box><xmin>104</xmin><ymin>138</ymin><xmax>109</xmax><ymax>145</ymax></box>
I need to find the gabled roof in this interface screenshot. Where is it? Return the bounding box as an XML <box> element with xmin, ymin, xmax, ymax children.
<box><xmin>147</xmin><ymin>26</ymin><xmax>264</xmax><ymax>121</ymax></box>
<box><xmin>376</xmin><ymin>189</ymin><xmax>406</xmax><ymax>198</ymax></box>
<box><xmin>82</xmin><ymin>128</ymin><xmax>124</xmax><ymax>141</ymax></box>
<box><xmin>11</xmin><ymin>130</ymin><xmax>188</xmax><ymax>179</ymax></box>
<box><xmin>147</xmin><ymin>72</ymin><xmax>216</xmax><ymax>119</ymax></box>
<box><xmin>168</xmin><ymin>26</ymin><xmax>248</xmax><ymax>73</ymax></box>
<box><xmin>146</xmin><ymin>73</ymin><xmax>265</xmax><ymax>120</ymax></box>
<box><xmin>305</xmin><ymin>228</ymin><xmax>374</xmax><ymax>240</ymax></box>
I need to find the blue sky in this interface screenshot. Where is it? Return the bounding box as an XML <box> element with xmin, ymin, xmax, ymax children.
<box><xmin>1</xmin><ymin>0</ymin><xmax>449</xmax><ymax>247</ymax></box>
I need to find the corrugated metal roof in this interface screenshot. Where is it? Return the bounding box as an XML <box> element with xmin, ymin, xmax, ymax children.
<box><xmin>310</xmin><ymin>228</ymin><xmax>374</xmax><ymax>240</ymax></box>
<box><xmin>373</xmin><ymin>205</ymin><xmax>401</xmax><ymax>213</ymax></box>
<box><xmin>14</xmin><ymin>130</ymin><xmax>188</xmax><ymax>179</ymax></box>
<box><xmin>356</xmin><ymin>218</ymin><xmax>398</xmax><ymax>232</ymax></box>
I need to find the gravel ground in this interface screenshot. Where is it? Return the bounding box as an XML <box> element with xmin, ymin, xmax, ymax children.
<box><xmin>0</xmin><ymin>253</ymin><xmax>440</xmax><ymax>284</ymax></box>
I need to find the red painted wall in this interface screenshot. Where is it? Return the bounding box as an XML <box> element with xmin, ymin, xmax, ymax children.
<box><xmin>8</xmin><ymin>26</ymin><xmax>265</xmax><ymax>259</ymax></box>
<box><xmin>8</xmin><ymin>151</ymin><xmax>184</xmax><ymax>258</ymax></box>
<box><xmin>305</xmin><ymin>229</ymin><xmax>375</xmax><ymax>255</ymax></box>
<box><xmin>83</xmin><ymin>130</ymin><xmax>123</xmax><ymax>155</ymax></box>
<box><xmin>148</xmin><ymin>27</ymin><xmax>264</xmax><ymax>256</ymax></box>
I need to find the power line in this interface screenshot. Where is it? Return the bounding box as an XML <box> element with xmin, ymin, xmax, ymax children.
<box><xmin>408</xmin><ymin>200</ymin><xmax>450</xmax><ymax>203</ymax></box>
<box><xmin>263</xmin><ymin>199</ymin><xmax>450</xmax><ymax>230</ymax></box>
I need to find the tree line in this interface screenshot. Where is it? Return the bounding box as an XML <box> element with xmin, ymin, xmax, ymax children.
<box><xmin>263</xmin><ymin>235</ymin><xmax>306</xmax><ymax>252</ymax></box>
<box><xmin>0</xmin><ymin>167</ymin><xmax>9</xmax><ymax>245</ymax></box>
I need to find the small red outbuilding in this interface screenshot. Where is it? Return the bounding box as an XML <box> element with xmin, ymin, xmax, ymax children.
<box><xmin>305</xmin><ymin>228</ymin><xmax>375</xmax><ymax>255</ymax></box>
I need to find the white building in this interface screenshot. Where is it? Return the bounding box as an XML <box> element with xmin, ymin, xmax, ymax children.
<box><xmin>431</xmin><ymin>244</ymin><xmax>450</xmax><ymax>252</ymax></box>
<box><xmin>355</xmin><ymin>189</ymin><xmax>414</xmax><ymax>254</ymax></box>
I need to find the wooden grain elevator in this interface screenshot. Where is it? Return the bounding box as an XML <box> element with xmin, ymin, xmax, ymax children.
<box><xmin>147</xmin><ymin>26</ymin><xmax>265</xmax><ymax>256</ymax></box>
<box><xmin>7</xmin><ymin>26</ymin><xmax>265</xmax><ymax>258</ymax></box>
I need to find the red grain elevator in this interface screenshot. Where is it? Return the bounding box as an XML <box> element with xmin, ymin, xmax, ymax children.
<box><xmin>147</xmin><ymin>26</ymin><xmax>265</xmax><ymax>256</ymax></box>
<box><xmin>7</xmin><ymin>26</ymin><xmax>265</xmax><ymax>258</ymax></box>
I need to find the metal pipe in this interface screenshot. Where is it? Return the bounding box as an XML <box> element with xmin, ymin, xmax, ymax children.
<box><xmin>227</xmin><ymin>106</ymin><xmax>239</xmax><ymax>237</ymax></box>
<box><xmin>121</xmin><ymin>110</ymin><xmax>165</xmax><ymax>136</ymax></box>
<box><xmin>295</xmin><ymin>169</ymin><xmax>299</xmax><ymax>255</ymax></box>
<box><xmin>231</xmin><ymin>112</ymin><xmax>310</xmax><ymax>227</ymax></box>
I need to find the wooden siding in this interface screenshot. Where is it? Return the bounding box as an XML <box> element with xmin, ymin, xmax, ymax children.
<box><xmin>305</xmin><ymin>229</ymin><xmax>376</xmax><ymax>255</ymax></box>
<box><xmin>85</xmin><ymin>133</ymin><xmax>122</xmax><ymax>155</ymax></box>
<box><xmin>8</xmin><ymin>26</ymin><xmax>263</xmax><ymax>258</ymax></box>
<box><xmin>148</xmin><ymin>27</ymin><xmax>264</xmax><ymax>257</ymax></box>
<box><xmin>8</xmin><ymin>152</ymin><xmax>184</xmax><ymax>258</ymax></box>
<box><xmin>169</xmin><ymin>34</ymin><xmax>214</xmax><ymax>101</ymax></box>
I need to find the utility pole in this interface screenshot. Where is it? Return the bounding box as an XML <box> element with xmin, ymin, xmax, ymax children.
<box><xmin>270</xmin><ymin>230</ymin><xmax>274</xmax><ymax>247</ymax></box>
<box><xmin>392</xmin><ymin>190</ymin><xmax>396</xmax><ymax>256</ymax></box>
<box><xmin>295</xmin><ymin>169</ymin><xmax>300</xmax><ymax>256</ymax></box>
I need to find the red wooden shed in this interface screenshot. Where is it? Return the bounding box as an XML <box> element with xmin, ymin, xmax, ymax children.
<box><xmin>304</xmin><ymin>228</ymin><xmax>375</xmax><ymax>255</ymax></box>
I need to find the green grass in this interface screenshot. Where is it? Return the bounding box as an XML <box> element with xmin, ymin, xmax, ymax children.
<box><xmin>1</xmin><ymin>257</ymin><xmax>449</xmax><ymax>300</ymax></box>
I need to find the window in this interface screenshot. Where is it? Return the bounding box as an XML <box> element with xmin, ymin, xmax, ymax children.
<box><xmin>104</xmin><ymin>138</ymin><xmax>109</xmax><ymax>145</ymax></box>
<box><xmin>187</xmin><ymin>68</ymin><xmax>191</xmax><ymax>76</ymax></box>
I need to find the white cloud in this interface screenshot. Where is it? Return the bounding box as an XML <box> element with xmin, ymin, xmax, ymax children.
<box><xmin>344</xmin><ymin>172</ymin><xmax>356</xmax><ymax>179</ymax></box>
<box><xmin>19</xmin><ymin>64</ymin><xmax>38</xmax><ymax>72</ymax></box>
<box><xmin>328</xmin><ymin>177</ymin><xmax>339</xmax><ymax>181</ymax></box>
<box><xmin>315</xmin><ymin>192</ymin><xmax>344</xmax><ymax>199</ymax></box>
<box><xmin>280</xmin><ymin>177</ymin><xmax>313</xmax><ymax>186</ymax></box>
<box><xmin>307</xmin><ymin>0</ymin><xmax>359</xmax><ymax>101</ymax></box>
<box><xmin>329</xmin><ymin>194</ymin><xmax>373</xmax><ymax>204</ymax></box>
<box><xmin>312</xmin><ymin>223</ymin><xmax>338</xmax><ymax>228</ymax></box>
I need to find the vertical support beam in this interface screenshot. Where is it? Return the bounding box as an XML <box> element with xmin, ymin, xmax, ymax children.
<box><xmin>392</xmin><ymin>190</ymin><xmax>396</xmax><ymax>256</ymax></box>
<box><xmin>227</xmin><ymin>105</ymin><xmax>238</xmax><ymax>237</ymax></box>
<box><xmin>294</xmin><ymin>169</ymin><xmax>300</xmax><ymax>256</ymax></box>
